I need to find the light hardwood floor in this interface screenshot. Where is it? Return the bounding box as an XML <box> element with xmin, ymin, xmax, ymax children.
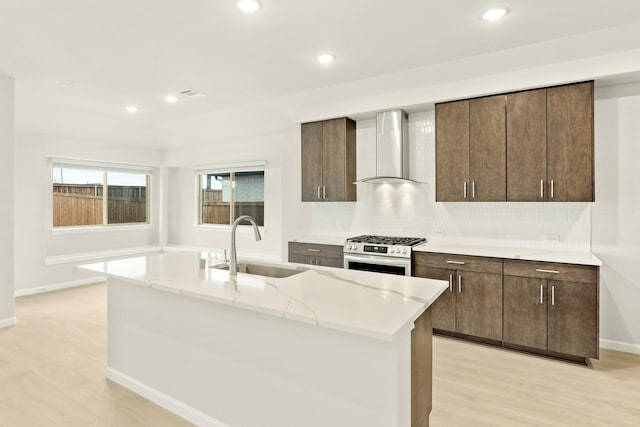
<box><xmin>2</xmin><ymin>283</ymin><xmax>639</xmax><ymax>426</ymax></box>
<box><xmin>0</xmin><ymin>283</ymin><xmax>192</xmax><ymax>426</ymax></box>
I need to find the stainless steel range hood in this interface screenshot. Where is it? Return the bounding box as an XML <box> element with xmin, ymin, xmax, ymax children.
<box><xmin>356</xmin><ymin>109</ymin><xmax>422</xmax><ymax>184</ymax></box>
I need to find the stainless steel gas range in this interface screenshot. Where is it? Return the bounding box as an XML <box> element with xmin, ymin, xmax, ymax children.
<box><xmin>343</xmin><ymin>235</ymin><xmax>426</xmax><ymax>276</ymax></box>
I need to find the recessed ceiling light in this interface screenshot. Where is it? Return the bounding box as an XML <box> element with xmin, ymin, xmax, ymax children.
<box><xmin>237</xmin><ymin>0</ymin><xmax>261</xmax><ymax>13</ymax></box>
<box><xmin>125</xmin><ymin>105</ymin><xmax>138</xmax><ymax>114</ymax></box>
<box><xmin>165</xmin><ymin>95</ymin><xmax>178</xmax><ymax>103</ymax></box>
<box><xmin>482</xmin><ymin>7</ymin><xmax>508</xmax><ymax>21</ymax></box>
<box><xmin>317</xmin><ymin>53</ymin><xmax>335</xmax><ymax>64</ymax></box>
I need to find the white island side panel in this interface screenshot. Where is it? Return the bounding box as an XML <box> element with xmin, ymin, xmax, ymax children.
<box><xmin>107</xmin><ymin>279</ymin><xmax>414</xmax><ymax>427</ymax></box>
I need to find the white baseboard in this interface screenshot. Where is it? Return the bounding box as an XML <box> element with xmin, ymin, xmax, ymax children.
<box><xmin>105</xmin><ymin>367</ymin><xmax>228</xmax><ymax>427</ymax></box>
<box><xmin>0</xmin><ymin>317</ymin><xmax>17</xmax><ymax>328</ymax></box>
<box><xmin>600</xmin><ymin>339</ymin><xmax>640</xmax><ymax>356</ymax></box>
<box><xmin>15</xmin><ymin>276</ymin><xmax>107</xmax><ymax>297</ymax></box>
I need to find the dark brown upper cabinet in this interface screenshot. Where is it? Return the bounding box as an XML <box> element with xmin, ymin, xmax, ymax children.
<box><xmin>436</xmin><ymin>100</ymin><xmax>469</xmax><ymax>202</ymax></box>
<box><xmin>301</xmin><ymin>117</ymin><xmax>356</xmax><ymax>202</ymax></box>
<box><xmin>546</xmin><ymin>81</ymin><xmax>594</xmax><ymax>202</ymax></box>
<box><xmin>506</xmin><ymin>88</ymin><xmax>548</xmax><ymax>201</ymax></box>
<box><xmin>437</xmin><ymin>81</ymin><xmax>594</xmax><ymax>202</ymax></box>
<box><xmin>470</xmin><ymin>95</ymin><xmax>506</xmax><ymax>201</ymax></box>
<box><xmin>436</xmin><ymin>96</ymin><xmax>506</xmax><ymax>201</ymax></box>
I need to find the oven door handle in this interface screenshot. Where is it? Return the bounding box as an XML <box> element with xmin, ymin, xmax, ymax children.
<box><xmin>343</xmin><ymin>253</ymin><xmax>412</xmax><ymax>268</ymax></box>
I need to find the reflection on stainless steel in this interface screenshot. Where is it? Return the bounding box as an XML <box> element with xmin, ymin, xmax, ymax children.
<box><xmin>229</xmin><ymin>215</ymin><xmax>262</xmax><ymax>276</ymax></box>
<box><xmin>211</xmin><ymin>262</ymin><xmax>305</xmax><ymax>279</ymax></box>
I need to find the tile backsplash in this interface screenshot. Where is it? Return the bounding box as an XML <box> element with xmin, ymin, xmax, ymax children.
<box><xmin>297</xmin><ymin>110</ymin><xmax>592</xmax><ymax>252</ymax></box>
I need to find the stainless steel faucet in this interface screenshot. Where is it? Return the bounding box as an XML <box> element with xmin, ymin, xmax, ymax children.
<box><xmin>229</xmin><ymin>215</ymin><xmax>262</xmax><ymax>276</ymax></box>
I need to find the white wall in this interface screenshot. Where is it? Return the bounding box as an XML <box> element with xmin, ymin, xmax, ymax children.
<box><xmin>13</xmin><ymin>130</ymin><xmax>164</xmax><ymax>292</ymax></box>
<box><xmin>0</xmin><ymin>74</ymin><xmax>15</xmax><ymax>325</ymax></box>
<box><xmin>164</xmin><ymin>130</ymin><xmax>297</xmax><ymax>260</ymax></box>
<box><xmin>592</xmin><ymin>90</ymin><xmax>640</xmax><ymax>353</ymax></box>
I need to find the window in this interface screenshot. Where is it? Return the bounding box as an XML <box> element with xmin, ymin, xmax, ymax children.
<box><xmin>52</xmin><ymin>159</ymin><xmax>151</xmax><ymax>228</ymax></box>
<box><xmin>196</xmin><ymin>162</ymin><xmax>265</xmax><ymax>227</ymax></box>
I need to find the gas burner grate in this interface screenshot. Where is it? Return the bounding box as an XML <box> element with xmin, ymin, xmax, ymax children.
<box><xmin>346</xmin><ymin>235</ymin><xmax>426</xmax><ymax>247</ymax></box>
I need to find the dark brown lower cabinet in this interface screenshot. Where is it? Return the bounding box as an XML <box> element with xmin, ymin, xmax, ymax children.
<box><xmin>503</xmin><ymin>276</ymin><xmax>548</xmax><ymax>350</ymax></box>
<box><xmin>288</xmin><ymin>242</ymin><xmax>343</xmax><ymax>268</ymax></box>
<box><xmin>503</xmin><ymin>260</ymin><xmax>599</xmax><ymax>360</ymax></box>
<box><xmin>547</xmin><ymin>279</ymin><xmax>598</xmax><ymax>358</ymax></box>
<box><xmin>414</xmin><ymin>266</ymin><xmax>456</xmax><ymax>331</ymax></box>
<box><xmin>416</xmin><ymin>254</ymin><xmax>599</xmax><ymax>361</ymax></box>
<box><xmin>456</xmin><ymin>270</ymin><xmax>503</xmax><ymax>341</ymax></box>
<box><xmin>414</xmin><ymin>253</ymin><xmax>503</xmax><ymax>342</ymax></box>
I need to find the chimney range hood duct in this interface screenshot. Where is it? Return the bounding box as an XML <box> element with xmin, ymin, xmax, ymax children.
<box><xmin>356</xmin><ymin>109</ymin><xmax>423</xmax><ymax>184</ymax></box>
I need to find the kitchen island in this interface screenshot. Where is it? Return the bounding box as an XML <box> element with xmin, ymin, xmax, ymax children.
<box><xmin>79</xmin><ymin>251</ymin><xmax>448</xmax><ymax>427</ymax></box>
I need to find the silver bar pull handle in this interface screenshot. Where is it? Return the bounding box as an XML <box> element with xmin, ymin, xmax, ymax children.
<box><xmin>458</xmin><ymin>274</ymin><xmax>462</xmax><ymax>293</ymax></box>
<box><xmin>536</xmin><ymin>269</ymin><xmax>560</xmax><ymax>274</ymax></box>
<box><xmin>540</xmin><ymin>283</ymin><xmax>544</xmax><ymax>304</ymax></box>
<box><xmin>307</xmin><ymin>248</ymin><xmax>321</xmax><ymax>252</ymax></box>
<box><xmin>323</xmin><ymin>186</ymin><xmax>326</xmax><ymax>200</ymax></box>
<box><xmin>540</xmin><ymin>179</ymin><xmax>544</xmax><ymax>198</ymax></box>
<box><xmin>446</xmin><ymin>260</ymin><xmax>465</xmax><ymax>265</ymax></box>
<box><xmin>317</xmin><ymin>186</ymin><xmax>321</xmax><ymax>200</ymax></box>
<box><xmin>472</xmin><ymin>181</ymin><xmax>476</xmax><ymax>199</ymax></box>
<box><xmin>551</xmin><ymin>179</ymin><xmax>554</xmax><ymax>199</ymax></box>
<box><xmin>552</xmin><ymin>285</ymin><xmax>555</xmax><ymax>306</ymax></box>
<box><xmin>463</xmin><ymin>181</ymin><xmax>467</xmax><ymax>199</ymax></box>
<box><xmin>449</xmin><ymin>274</ymin><xmax>453</xmax><ymax>292</ymax></box>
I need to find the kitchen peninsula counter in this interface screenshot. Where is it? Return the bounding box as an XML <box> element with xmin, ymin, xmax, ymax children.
<box><xmin>79</xmin><ymin>251</ymin><xmax>447</xmax><ymax>427</ymax></box>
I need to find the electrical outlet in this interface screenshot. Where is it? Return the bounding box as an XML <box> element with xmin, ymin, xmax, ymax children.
<box><xmin>544</xmin><ymin>234</ymin><xmax>560</xmax><ymax>244</ymax></box>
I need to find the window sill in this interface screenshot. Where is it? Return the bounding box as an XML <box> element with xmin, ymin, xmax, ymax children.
<box><xmin>51</xmin><ymin>224</ymin><xmax>154</xmax><ymax>235</ymax></box>
<box><xmin>193</xmin><ymin>224</ymin><xmax>265</xmax><ymax>233</ymax></box>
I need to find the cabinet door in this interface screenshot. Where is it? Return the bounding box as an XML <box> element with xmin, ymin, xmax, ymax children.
<box><xmin>315</xmin><ymin>256</ymin><xmax>344</xmax><ymax>269</ymax></box>
<box><xmin>547</xmin><ymin>81</ymin><xmax>594</xmax><ymax>202</ymax></box>
<box><xmin>414</xmin><ymin>265</ymin><xmax>456</xmax><ymax>332</ymax></box>
<box><xmin>456</xmin><ymin>271</ymin><xmax>503</xmax><ymax>341</ymax></box>
<box><xmin>301</xmin><ymin>121</ymin><xmax>324</xmax><ymax>202</ymax></box>
<box><xmin>288</xmin><ymin>253</ymin><xmax>316</xmax><ymax>266</ymax></box>
<box><xmin>506</xmin><ymin>89</ymin><xmax>547</xmax><ymax>201</ymax></box>
<box><xmin>322</xmin><ymin>118</ymin><xmax>348</xmax><ymax>202</ymax></box>
<box><xmin>503</xmin><ymin>276</ymin><xmax>548</xmax><ymax>350</ymax></box>
<box><xmin>436</xmin><ymin>101</ymin><xmax>470</xmax><ymax>201</ymax></box>
<box><xmin>469</xmin><ymin>95</ymin><xmax>506</xmax><ymax>201</ymax></box>
<box><xmin>548</xmin><ymin>280</ymin><xmax>598</xmax><ymax>358</ymax></box>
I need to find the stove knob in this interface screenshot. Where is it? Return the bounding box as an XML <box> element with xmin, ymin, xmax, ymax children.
<box><xmin>391</xmin><ymin>248</ymin><xmax>396</xmax><ymax>254</ymax></box>
<box><xmin>402</xmin><ymin>248</ymin><xmax>408</xmax><ymax>254</ymax></box>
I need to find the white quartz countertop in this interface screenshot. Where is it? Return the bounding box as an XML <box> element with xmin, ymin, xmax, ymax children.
<box><xmin>290</xmin><ymin>235</ymin><xmax>349</xmax><ymax>246</ymax></box>
<box><xmin>79</xmin><ymin>251</ymin><xmax>448</xmax><ymax>342</ymax></box>
<box><xmin>413</xmin><ymin>242</ymin><xmax>602</xmax><ymax>266</ymax></box>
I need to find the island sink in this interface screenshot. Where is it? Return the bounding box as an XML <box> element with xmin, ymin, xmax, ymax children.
<box><xmin>211</xmin><ymin>261</ymin><xmax>306</xmax><ymax>278</ymax></box>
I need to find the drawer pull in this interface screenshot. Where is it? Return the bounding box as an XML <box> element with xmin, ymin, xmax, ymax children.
<box><xmin>446</xmin><ymin>260</ymin><xmax>465</xmax><ymax>265</ymax></box>
<box><xmin>463</xmin><ymin>182</ymin><xmax>467</xmax><ymax>199</ymax></box>
<box><xmin>307</xmin><ymin>248</ymin><xmax>321</xmax><ymax>252</ymax></box>
<box><xmin>540</xmin><ymin>179</ymin><xmax>544</xmax><ymax>198</ymax></box>
<box><xmin>458</xmin><ymin>274</ymin><xmax>462</xmax><ymax>293</ymax></box>
<box><xmin>535</xmin><ymin>269</ymin><xmax>559</xmax><ymax>274</ymax></box>
<box><xmin>449</xmin><ymin>274</ymin><xmax>453</xmax><ymax>292</ymax></box>
<box><xmin>540</xmin><ymin>284</ymin><xmax>544</xmax><ymax>304</ymax></box>
<box><xmin>552</xmin><ymin>285</ymin><xmax>555</xmax><ymax>306</ymax></box>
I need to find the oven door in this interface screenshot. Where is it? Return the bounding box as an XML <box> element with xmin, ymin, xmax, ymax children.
<box><xmin>343</xmin><ymin>253</ymin><xmax>412</xmax><ymax>276</ymax></box>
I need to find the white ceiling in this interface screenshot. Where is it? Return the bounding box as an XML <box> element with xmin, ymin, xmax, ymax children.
<box><xmin>2</xmin><ymin>0</ymin><xmax>640</xmax><ymax>147</ymax></box>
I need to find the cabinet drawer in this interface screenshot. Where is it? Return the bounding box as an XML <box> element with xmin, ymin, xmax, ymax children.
<box><xmin>414</xmin><ymin>252</ymin><xmax>502</xmax><ymax>274</ymax></box>
<box><xmin>504</xmin><ymin>260</ymin><xmax>597</xmax><ymax>284</ymax></box>
<box><xmin>288</xmin><ymin>242</ymin><xmax>343</xmax><ymax>259</ymax></box>
<box><xmin>288</xmin><ymin>253</ymin><xmax>343</xmax><ymax>268</ymax></box>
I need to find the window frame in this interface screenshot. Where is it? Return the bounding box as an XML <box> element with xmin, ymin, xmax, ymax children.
<box><xmin>194</xmin><ymin>161</ymin><xmax>266</xmax><ymax>229</ymax></box>
<box><xmin>49</xmin><ymin>157</ymin><xmax>154</xmax><ymax>231</ymax></box>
